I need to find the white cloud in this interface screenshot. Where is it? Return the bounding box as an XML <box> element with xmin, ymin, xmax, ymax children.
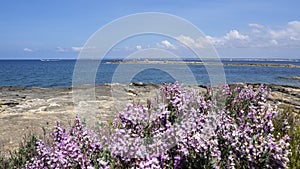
<box><xmin>251</xmin><ymin>21</ymin><xmax>300</xmax><ymax>47</ymax></box>
<box><xmin>23</xmin><ymin>48</ymin><xmax>33</xmax><ymax>52</ymax></box>
<box><xmin>270</xmin><ymin>39</ymin><xmax>278</xmax><ymax>46</ymax></box>
<box><xmin>123</xmin><ymin>45</ymin><xmax>144</xmax><ymax>51</ymax></box>
<box><xmin>124</xmin><ymin>46</ymin><xmax>134</xmax><ymax>51</ymax></box>
<box><xmin>71</xmin><ymin>46</ymin><xmax>84</xmax><ymax>52</ymax></box>
<box><xmin>176</xmin><ymin>35</ymin><xmax>197</xmax><ymax>47</ymax></box>
<box><xmin>287</xmin><ymin>21</ymin><xmax>300</xmax><ymax>39</ymax></box>
<box><xmin>184</xmin><ymin>21</ymin><xmax>300</xmax><ymax>48</ymax></box>
<box><xmin>248</xmin><ymin>23</ymin><xmax>264</xmax><ymax>29</ymax></box>
<box><xmin>205</xmin><ymin>35</ymin><xmax>224</xmax><ymax>46</ymax></box>
<box><xmin>269</xmin><ymin>21</ymin><xmax>300</xmax><ymax>41</ymax></box>
<box><xmin>248</xmin><ymin>23</ymin><xmax>264</xmax><ymax>34</ymax></box>
<box><xmin>158</xmin><ymin>40</ymin><xmax>176</xmax><ymax>49</ymax></box>
<box><xmin>174</xmin><ymin>30</ymin><xmax>249</xmax><ymax>49</ymax></box>
<box><xmin>224</xmin><ymin>30</ymin><xmax>249</xmax><ymax>40</ymax></box>
<box><xmin>71</xmin><ymin>46</ymin><xmax>96</xmax><ymax>52</ymax></box>
<box><xmin>175</xmin><ymin>35</ymin><xmax>207</xmax><ymax>48</ymax></box>
<box><xmin>106</xmin><ymin>21</ymin><xmax>300</xmax><ymax>57</ymax></box>
<box><xmin>135</xmin><ymin>45</ymin><xmax>142</xmax><ymax>50</ymax></box>
<box><xmin>56</xmin><ymin>47</ymin><xmax>67</xmax><ymax>52</ymax></box>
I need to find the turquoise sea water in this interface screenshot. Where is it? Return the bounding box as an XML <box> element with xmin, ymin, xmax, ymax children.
<box><xmin>0</xmin><ymin>59</ymin><xmax>299</xmax><ymax>88</ymax></box>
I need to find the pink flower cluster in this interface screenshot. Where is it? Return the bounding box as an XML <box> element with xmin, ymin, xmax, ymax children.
<box><xmin>26</xmin><ymin>82</ymin><xmax>290</xmax><ymax>168</ymax></box>
<box><xmin>26</xmin><ymin>119</ymin><xmax>109</xmax><ymax>169</ymax></box>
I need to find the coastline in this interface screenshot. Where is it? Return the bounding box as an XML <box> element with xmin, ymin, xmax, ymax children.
<box><xmin>105</xmin><ymin>60</ymin><xmax>300</xmax><ymax>68</ymax></box>
<box><xmin>0</xmin><ymin>82</ymin><xmax>299</xmax><ymax>154</ymax></box>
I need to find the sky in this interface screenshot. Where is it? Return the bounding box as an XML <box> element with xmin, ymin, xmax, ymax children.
<box><xmin>1</xmin><ymin>0</ymin><xmax>300</xmax><ymax>59</ymax></box>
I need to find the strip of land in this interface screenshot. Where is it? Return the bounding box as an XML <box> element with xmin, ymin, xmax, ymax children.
<box><xmin>278</xmin><ymin>76</ymin><xmax>300</xmax><ymax>80</ymax></box>
<box><xmin>106</xmin><ymin>60</ymin><xmax>300</xmax><ymax>68</ymax></box>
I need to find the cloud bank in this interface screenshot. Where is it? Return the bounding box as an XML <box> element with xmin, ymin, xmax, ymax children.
<box><xmin>200</xmin><ymin>21</ymin><xmax>300</xmax><ymax>49</ymax></box>
<box><xmin>23</xmin><ymin>48</ymin><xmax>33</xmax><ymax>52</ymax></box>
<box><xmin>54</xmin><ymin>21</ymin><xmax>300</xmax><ymax>58</ymax></box>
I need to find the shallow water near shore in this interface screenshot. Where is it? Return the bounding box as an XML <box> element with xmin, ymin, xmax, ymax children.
<box><xmin>0</xmin><ymin>59</ymin><xmax>299</xmax><ymax>87</ymax></box>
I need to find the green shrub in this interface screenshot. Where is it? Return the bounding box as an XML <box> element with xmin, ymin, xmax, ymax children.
<box><xmin>289</xmin><ymin>125</ymin><xmax>300</xmax><ymax>169</ymax></box>
<box><xmin>0</xmin><ymin>152</ymin><xmax>10</xmax><ymax>169</ymax></box>
<box><xmin>273</xmin><ymin>106</ymin><xmax>300</xmax><ymax>169</ymax></box>
<box><xmin>0</xmin><ymin>133</ymin><xmax>38</xmax><ymax>168</ymax></box>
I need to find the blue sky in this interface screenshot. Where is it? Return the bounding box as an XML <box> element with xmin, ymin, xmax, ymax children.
<box><xmin>1</xmin><ymin>0</ymin><xmax>300</xmax><ymax>59</ymax></box>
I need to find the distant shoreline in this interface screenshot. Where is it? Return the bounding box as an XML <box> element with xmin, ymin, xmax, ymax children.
<box><xmin>105</xmin><ymin>60</ymin><xmax>300</xmax><ymax>68</ymax></box>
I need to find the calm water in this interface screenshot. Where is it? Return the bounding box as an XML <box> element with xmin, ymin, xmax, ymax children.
<box><xmin>0</xmin><ymin>59</ymin><xmax>299</xmax><ymax>88</ymax></box>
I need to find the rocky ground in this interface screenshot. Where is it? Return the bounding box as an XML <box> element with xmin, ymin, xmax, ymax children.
<box><xmin>0</xmin><ymin>83</ymin><xmax>299</xmax><ymax>155</ymax></box>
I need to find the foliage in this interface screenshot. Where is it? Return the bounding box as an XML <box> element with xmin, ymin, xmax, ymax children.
<box><xmin>0</xmin><ymin>133</ymin><xmax>38</xmax><ymax>168</ymax></box>
<box><xmin>0</xmin><ymin>152</ymin><xmax>10</xmax><ymax>169</ymax></box>
<box><xmin>25</xmin><ymin>83</ymin><xmax>291</xmax><ymax>169</ymax></box>
<box><xmin>289</xmin><ymin>125</ymin><xmax>300</xmax><ymax>169</ymax></box>
<box><xmin>273</xmin><ymin>106</ymin><xmax>300</xmax><ymax>169</ymax></box>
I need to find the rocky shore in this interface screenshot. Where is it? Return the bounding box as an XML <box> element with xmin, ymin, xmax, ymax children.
<box><xmin>0</xmin><ymin>83</ymin><xmax>299</xmax><ymax>154</ymax></box>
<box><xmin>278</xmin><ymin>76</ymin><xmax>300</xmax><ymax>81</ymax></box>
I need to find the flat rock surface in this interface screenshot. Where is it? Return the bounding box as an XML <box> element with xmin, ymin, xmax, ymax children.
<box><xmin>0</xmin><ymin>83</ymin><xmax>299</xmax><ymax>154</ymax></box>
<box><xmin>0</xmin><ymin>83</ymin><xmax>164</xmax><ymax>154</ymax></box>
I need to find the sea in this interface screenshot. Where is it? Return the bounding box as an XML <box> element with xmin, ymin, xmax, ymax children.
<box><xmin>0</xmin><ymin>59</ymin><xmax>299</xmax><ymax>88</ymax></box>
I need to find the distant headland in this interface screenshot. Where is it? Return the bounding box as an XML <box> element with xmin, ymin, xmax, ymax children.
<box><xmin>105</xmin><ymin>60</ymin><xmax>300</xmax><ymax>68</ymax></box>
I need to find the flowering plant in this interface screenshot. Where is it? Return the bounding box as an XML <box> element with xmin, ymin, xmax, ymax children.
<box><xmin>26</xmin><ymin>82</ymin><xmax>290</xmax><ymax>168</ymax></box>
